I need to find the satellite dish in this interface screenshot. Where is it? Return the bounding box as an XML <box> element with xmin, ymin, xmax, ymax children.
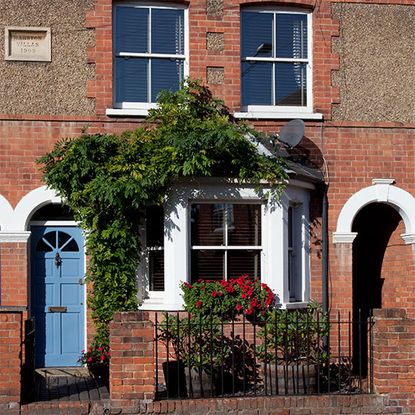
<box><xmin>278</xmin><ymin>119</ymin><xmax>305</xmax><ymax>148</ymax></box>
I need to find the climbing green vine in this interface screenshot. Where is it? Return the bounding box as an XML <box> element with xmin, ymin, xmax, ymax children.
<box><xmin>38</xmin><ymin>80</ymin><xmax>288</xmax><ymax>349</ymax></box>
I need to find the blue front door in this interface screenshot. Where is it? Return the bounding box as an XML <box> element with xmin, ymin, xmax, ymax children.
<box><xmin>31</xmin><ymin>226</ymin><xmax>85</xmax><ymax>367</ymax></box>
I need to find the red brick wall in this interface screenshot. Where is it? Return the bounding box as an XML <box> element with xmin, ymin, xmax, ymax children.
<box><xmin>0</xmin><ymin>243</ymin><xmax>28</xmax><ymax>307</ymax></box>
<box><xmin>110</xmin><ymin>311</ymin><xmax>155</xmax><ymax>412</ymax></box>
<box><xmin>85</xmin><ymin>0</ymin><xmax>339</xmax><ymax>117</ymax></box>
<box><xmin>373</xmin><ymin>308</ymin><xmax>415</xmax><ymax>414</ymax></box>
<box><xmin>109</xmin><ymin>310</ymin><xmax>407</xmax><ymax>414</ymax></box>
<box><xmin>381</xmin><ymin>223</ymin><xmax>415</xmax><ymax>317</ymax></box>
<box><xmin>0</xmin><ymin>310</ymin><xmax>23</xmax><ymax>415</ymax></box>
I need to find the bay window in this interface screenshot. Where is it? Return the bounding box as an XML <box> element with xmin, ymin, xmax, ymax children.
<box><xmin>138</xmin><ymin>182</ymin><xmax>311</xmax><ymax>310</ymax></box>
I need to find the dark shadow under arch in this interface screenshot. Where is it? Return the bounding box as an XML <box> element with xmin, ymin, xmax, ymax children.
<box><xmin>30</xmin><ymin>204</ymin><xmax>74</xmax><ymax>221</ymax></box>
<box><xmin>352</xmin><ymin>202</ymin><xmax>402</xmax><ymax>374</ymax></box>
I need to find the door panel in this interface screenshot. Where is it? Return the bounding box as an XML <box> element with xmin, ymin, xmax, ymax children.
<box><xmin>31</xmin><ymin>226</ymin><xmax>85</xmax><ymax>367</ymax></box>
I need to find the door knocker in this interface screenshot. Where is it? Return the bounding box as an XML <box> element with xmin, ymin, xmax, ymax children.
<box><xmin>55</xmin><ymin>252</ymin><xmax>62</xmax><ymax>267</ymax></box>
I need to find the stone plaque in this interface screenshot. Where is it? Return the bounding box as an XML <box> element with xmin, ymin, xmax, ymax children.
<box><xmin>5</xmin><ymin>27</ymin><xmax>51</xmax><ymax>62</ymax></box>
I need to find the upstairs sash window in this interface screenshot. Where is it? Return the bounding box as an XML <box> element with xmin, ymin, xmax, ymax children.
<box><xmin>114</xmin><ymin>4</ymin><xmax>186</xmax><ymax>107</ymax></box>
<box><xmin>241</xmin><ymin>9</ymin><xmax>310</xmax><ymax>109</ymax></box>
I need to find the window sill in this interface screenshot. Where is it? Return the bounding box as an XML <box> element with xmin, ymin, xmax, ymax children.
<box><xmin>234</xmin><ymin>111</ymin><xmax>323</xmax><ymax>120</ymax></box>
<box><xmin>106</xmin><ymin>108</ymin><xmax>150</xmax><ymax>117</ymax></box>
<box><xmin>284</xmin><ymin>301</ymin><xmax>309</xmax><ymax>309</ymax></box>
<box><xmin>139</xmin><ymin>300</ymin><xmax>182</xmax><ymax>311</ymax></box>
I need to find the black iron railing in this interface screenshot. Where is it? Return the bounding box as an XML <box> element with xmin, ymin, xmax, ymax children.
<box><xmin>154</xmin><ymin>310</ymin><xmax>374</xmax><ymax>400</ymax></box>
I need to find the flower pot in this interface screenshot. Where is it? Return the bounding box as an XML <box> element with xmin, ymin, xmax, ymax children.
<box><xmin>185</xmin><ymin>366</ymin><xmax>216</xmax><ymax>398</ymax></box>
<box><xmin>162</xmin><ymin>361</ymin><xmax>187</xmax><ymax>398</ymax></box>
<box><xmin>89</xmin><ymin>365</ymin><xmax>109</xmax><ymax>384</ymax></box>
<box><xmin>262</xmin><ymin>363</ymin><xmax>317</xmax><ymax>395</ymax></box>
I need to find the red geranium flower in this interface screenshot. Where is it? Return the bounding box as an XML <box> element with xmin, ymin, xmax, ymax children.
<box><xmin>195</xmin><ymin>301</ymin><xmax>203</xmax><ymax>308</ymax></box>
<box><xmin>211</xmin><ymin>291</ymin><xmax>217</xmax><ymax>298</ymax></box>
<box><xmin>235</xmin><ymin>304</ymin><xmax>243</xmax><ymax>311</ymax></box>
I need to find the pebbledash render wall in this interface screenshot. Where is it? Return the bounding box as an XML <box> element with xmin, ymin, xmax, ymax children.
<box><xmin>1</xmin><ymin>0</ymin><xmax>415</xmax><ymax>411</ymax></box>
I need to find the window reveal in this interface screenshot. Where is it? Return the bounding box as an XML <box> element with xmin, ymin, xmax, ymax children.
<box><xmin>190</xmin><ymin>203</ymin><xmax>262</xmax><ymax>282</ymax></box>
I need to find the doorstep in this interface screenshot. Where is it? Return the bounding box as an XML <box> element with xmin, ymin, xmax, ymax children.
<box><xmin>21</xmin><ymin>367</ymin><xmax>109</xmax><ymax>415</ymax></box>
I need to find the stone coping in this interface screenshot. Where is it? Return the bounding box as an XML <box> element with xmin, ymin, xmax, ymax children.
<box><xmin>0</xmin><ymin>305</ymin><xmax>27</xmax><ymax>312</ymax></box>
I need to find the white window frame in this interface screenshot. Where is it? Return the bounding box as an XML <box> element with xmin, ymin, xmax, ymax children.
<box><xmin>108</xmin><ymin>2</ymin><xmax>189</xmax><ymax>117</ymax></box>
<box><xmin>137</xmin><ymin>180</ymin><xmax>312</xmax><ymax>310</ymax></box>
<box><xmin>237</xmin><ymin>7</ymin><xmax>318</xmax><ymax>120</ymax></box>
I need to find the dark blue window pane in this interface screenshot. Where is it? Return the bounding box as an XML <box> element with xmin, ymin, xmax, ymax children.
<box><xmin>152</xmin><ymin>9</ymin><xmax>184</xmax><ymax>54</ymax></box>
<box><xmin>115</xmin><ymin>57</ymin><xmax>148</xmax><ymax>103</ymax></box>
<box><xmin>115</xmin><ymin>6</ymin><xmax>148</xmax><ymax>54</ymax></box>
<box><xmin>275</xmin><ymin>63</ymin><xmax>307</xmax><ymax>106</ymax></box>
<box><xmin>241</xmin><ymin>62</ymin><xmax>272</xmax><ymax>105</ymax></box>
<box><xmin>241</xmin><ymin>12</ymin><xmax>273</xmax><ymax>57</ymax></box>
<box><xmin>151</xmin><ymin>59</ymin><xmax>183</xmax><ymax>102</ymax></box>
<box><xmin>276</xmin><ymin>14</ymin><xmax>308</xmax><ymax>59</ymax></box>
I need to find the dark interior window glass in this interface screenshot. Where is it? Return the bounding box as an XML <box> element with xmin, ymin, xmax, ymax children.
<box><xmin>43</xmin><ymin>231</ymin><xmax>56</xmax><ymax>248</ymax></box>
<box><xmin>61</xmin><ymin>238</ymin><xmax>79</xmax><ymax>252</ymax></box>
<box><xmin>36</xmin><ymin>238</ymin><xmax>53</xmax><ymax>252</ymax></box>
<box><xmin>149</xmin><ymin>251</ymin><xmax>164</xmax><ymax>291</ymax></box>
<box><xmin>146</xmin><ymin>206</ymin><xmax>164</xmax><ymax>291</ymax></box>
<box><xmin>191</xmin><ymin>203</ymin><xmax>262</xmax><ymax>283</ymax></box>
<box><xmin>191</xmin><ymin>250</ymin><xmax>224</xmax><ymax>282</ymax></box>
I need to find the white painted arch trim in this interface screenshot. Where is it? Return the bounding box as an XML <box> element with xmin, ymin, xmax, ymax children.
<box><xmin>333</xmin><ymin>180</ymin><xmax>415</xmax><ymax>245</ymax></box>
<box><xmin>0</xmin><ymin>194</ymin><xmax>14</xmax><ymax>231</ymax></box>
<box><xmin>1</xmin><ymin>186</ymin><xmax>61</xmax><ymax>233</ymax></box>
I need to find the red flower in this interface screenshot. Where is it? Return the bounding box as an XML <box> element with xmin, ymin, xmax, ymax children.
<box><xmin>226</xmin><ymin>285</ymin><xmax>234</xmax><ymax>293</ymax></box>
<box><xmin>211</xmin><ymin>291</ymin><xmax>217</xmax><ymax>298</ymax></box>
<box><xmin>235</xmin><ymin>304</ymin><xmax>243</xmax><ymax>311</ymax></box>
<box><xmin>195</xmin><ymin>301</ymin><xmax>203</xmax><ymax>309</ymax></box>
<box><xmin>218</xmin><ymin>291</ymin><xmax>223</xmax><ymax>297</ymax></box>
<box><xmin>245</xmin><ymin>307</ymin><xmax>253</xmax><ymax>315</ymax></box>
<box><xmin>183</xmin><ymin>282</ymin><xmax>193</xmax><ymax>289</ymax></box>
<box><xmin>100</xmin><ymin>355</ymin><xmax>105</xmax><ymax>361</ymax></box>
<box><xmin>87</xmin><ymin>357</ymin><xmax>93</xmax><ymax>363</ymax></box>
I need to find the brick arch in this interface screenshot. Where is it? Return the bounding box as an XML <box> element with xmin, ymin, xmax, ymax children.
<box><xmin>0</xmin><ymin>193</ymin><xmax>13</xmax><ymax>231</ymax></box>
<box><xmin>333</xmin><ymin>180</ymin><xmax>415</xmax><ymax>245</ymax></box>
<box><xmin>239</xmin><ymin>0</ymin><xmax>316</xmax><ymax>9</ymax></box>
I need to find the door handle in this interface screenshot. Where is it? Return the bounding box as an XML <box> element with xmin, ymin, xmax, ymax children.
<box><xmin>48</xmin><ymin>306</ymin><xmax>67</xmax><ymax>313</ymax></box>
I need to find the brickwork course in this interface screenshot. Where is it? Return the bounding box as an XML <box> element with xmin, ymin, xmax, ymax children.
<box><xmin>0</xmin><ymin>0</ymin><xmax>415</xmax><ymax>413</ymax></box>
